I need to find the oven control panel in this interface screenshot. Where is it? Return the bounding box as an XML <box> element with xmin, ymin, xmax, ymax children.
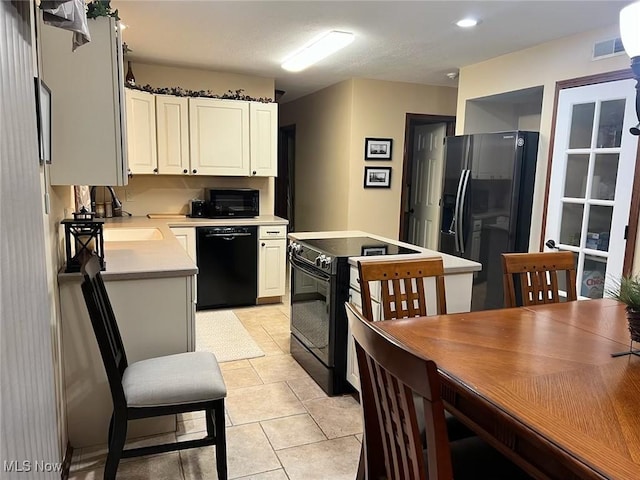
<box><xmin>289</xmin><ymin>241</ymin><xmax>336</xmax><ymax>274</ymax></box>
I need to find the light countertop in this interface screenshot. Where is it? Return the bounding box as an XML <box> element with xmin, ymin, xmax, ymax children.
<box><xmin>59</xmin><ymin>215</ymin><xmax>288</xmax><ymax>281</ymax></box>
<box><xmin>288</xmin><ymin>230</ymin><xmax>481</xmax><ymax>274</ymax></box>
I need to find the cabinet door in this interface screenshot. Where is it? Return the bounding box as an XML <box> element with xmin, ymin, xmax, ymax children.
<box><xmin>250</xmin><ymin>102</ymin><xmax>278</xmax><ymax>177</ymax></box>
<box><xmin>189</xmin><ymin>98</ymin><xmax>249</xmax><ymax>175</ymax></box>
<box><xmin>258</xmin><ymin>239</ymin><xmax>286</xmax><ymax>297</ymax></box>
<box><xmin>126</xmin><ymin>89</ymin><xmax>158</xmax><ymax>174</ymax></box>
<box><xmin>41</xmin><ymin>16</ymin><xmax>128</xmax><ymax>186</ymax></box>
<box><xmin>156</xmin><ymin>95</ymin><xmax>190</xmax><ymax>175</ymax></box>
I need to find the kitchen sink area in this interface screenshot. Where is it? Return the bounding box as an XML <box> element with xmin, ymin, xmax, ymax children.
<box><xmin>102</xmin><ymin>227</ymin><xmax>164</xmax><ymax>242</ymax></box>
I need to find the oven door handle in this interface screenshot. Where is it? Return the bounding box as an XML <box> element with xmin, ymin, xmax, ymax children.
<box><xmin>290</xmin><ymin>256</ymin><xmax>331</xmax><ymax>282</ymax></box>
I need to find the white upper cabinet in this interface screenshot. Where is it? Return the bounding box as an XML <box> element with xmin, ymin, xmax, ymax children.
<box><xmin>126</xmin><ymin>89</ymin><xmax>157</xmax><ymax>174</ymax></box>
<box><xmin>156</xmin><ymin>95</ymin><xmax>190</xmax><ymax>175</ymax></box>
<box><xmin>189</xmin><ymin>98</ymin><xmax>250</xmax><ymax>176</ymax></box>
<box><xmin>124</xmin><ymin>93</ymin><xmax>277</xmax><ymax>177</ymax></box>
<box><xmin>41</xmin><ymin>16</ymin><xmax>128</xmax><ymax>186</ymax></box>
<box><xmin>250</xmin><ymin>102</ymin><xmax>278</xmax><ymax>176</ymax></box>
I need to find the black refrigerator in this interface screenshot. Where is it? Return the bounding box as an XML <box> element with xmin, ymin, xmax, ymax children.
<box><xmin>439</xmin><ymin>131</ymin><xmax>539</xmax><ymax>311</ymax></box>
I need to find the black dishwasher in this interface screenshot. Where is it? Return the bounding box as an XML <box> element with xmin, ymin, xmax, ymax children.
<box><xmin>196</xmin><ymin>226</ymin><xmax>257</xmax><ymax>310</ymax></box>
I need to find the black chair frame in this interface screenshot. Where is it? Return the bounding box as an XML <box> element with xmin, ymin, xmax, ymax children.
<box><xmin>81</xmin><ymin>256</ymin><xmax>227</xmax><ymax>480</ymax></box>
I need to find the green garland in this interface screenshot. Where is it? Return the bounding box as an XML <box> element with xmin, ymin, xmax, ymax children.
<box><xmin>125</xmin><ymin>85</ymin><xmax>274</xmax><ymax>103</ymax></box>
<box><xmin>86</xmin><ymin>0</ymin><xmax>119</xmax><ymax>20</ymax></box>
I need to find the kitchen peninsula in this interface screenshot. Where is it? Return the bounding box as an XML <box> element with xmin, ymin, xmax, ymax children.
<box><xmin>287</xmin><ymin>230</ymin><xmax>481</xmax><ymax>394</ymax></box>
<box><xmin>58</xmin><ymin>215</ymin><xmax>287</xmax><ymax>448</ymax></box>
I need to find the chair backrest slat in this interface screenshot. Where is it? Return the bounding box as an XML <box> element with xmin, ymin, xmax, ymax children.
<box><xmin>358</xmin><ymin>258</ymin><xmax>447</xmax><ymax>321</ymax></box>
<box><xmin>81</xmin><ymin>256</ymin><xmax>128</xmax><ymax>408</ymax></box>
<box><xmin>346</xmin><ymin>302</ymin><xmax>453</xmax><ymax>480</ymax></box>
<box><xmin>502</xmin><ymin>251</ymin><xmax>577</xmax><ymax>307</ymax></box>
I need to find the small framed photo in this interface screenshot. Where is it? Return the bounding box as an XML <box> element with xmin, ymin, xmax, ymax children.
<box><xmin>364</xmin><ymin>166</ymin><xmax>392</xmax><ymax>188</ymax></box>
<box><xmin>365</xmin><ymin>137</ymin><xmax>392</xmax><ymax>160</ymax></box>
<box><xmin>362</xmin><ymin>246</ymin><xmax>388</xmax><ymax>256</ymax></box>
<box><xmin>34</xmin><ymin>78</ymin><xmax>52</xmax><ymax>164</ymax></box>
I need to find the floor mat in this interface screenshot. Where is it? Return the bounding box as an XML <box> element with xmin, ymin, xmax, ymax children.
<box><xmin>196</xmin><ymin>309</ymin><xmax>265</xmax><ymax>362</ymax></box>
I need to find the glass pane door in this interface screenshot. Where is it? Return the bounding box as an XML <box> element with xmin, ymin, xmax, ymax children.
<box><xmin>545</xmin><ymin>79</ymin><xmax>638</xmax><ymax>299</ymax></box>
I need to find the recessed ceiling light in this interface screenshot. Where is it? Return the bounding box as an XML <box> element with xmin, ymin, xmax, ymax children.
<box><xmin>282</xmin><ymin>31</ymin><xmax>355</xmax><ymax>72</ymax></box>
<box><xmin>456</xmin><ymin>18</ymin><xmax>479</xmax><ymax>28</ymax></box>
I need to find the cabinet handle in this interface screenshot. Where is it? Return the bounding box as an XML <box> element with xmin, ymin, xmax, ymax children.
<box><xmin>183</xmin><ymin>169</ymin><xmax>188</xmax><ymax>174</ymax></box>
<box><xmin>252</xmin><ymin>170</ymin><xmax>257</xmax><ymax>175</ymax></box>
<box><xmin>261</xmin><ymin>242</ymin><xmax>266</xmax><ymax>247</ymax></box>
<box><xmin>192</xmin><ymin>169</ymin><xmax>197</xmax><ymax>174</ymax></box>
<box><xmin>153</xmin><ymin>168</ymin><xmax>158</xmax><ymax>174</ymax></box>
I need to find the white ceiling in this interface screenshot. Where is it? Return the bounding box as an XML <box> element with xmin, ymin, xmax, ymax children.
<box><xmin>113</xmin><ymin>0</ymin><xmax>630</xmax><ymax>103</ymax></box>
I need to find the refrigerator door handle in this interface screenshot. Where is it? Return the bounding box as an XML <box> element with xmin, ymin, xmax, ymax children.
<box><xmin>458</xmin><ymin>169</ymin><xmax>471</xmax><ymax>254</ymax></box>
<box><xmin>451</xmin><ymin>170</ymin><xmax>466</xmax><ymax>252</ymax></box>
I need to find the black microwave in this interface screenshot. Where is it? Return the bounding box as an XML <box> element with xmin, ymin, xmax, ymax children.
<box><xmin>208</xmin><ymin>189</ymin><xmax>259</xmax><ymax>218</ymax></box>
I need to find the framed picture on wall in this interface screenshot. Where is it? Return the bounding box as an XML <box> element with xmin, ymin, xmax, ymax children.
<box><xmin>34</xmin><ymin>78</ymin><xmax>51</xmax><ymax>164</ymax></box>
<box><xmin>364</xmin><ymin>166</ymin><xmax>392</xmax><ymax>188</ymax></box>
<box><xmin>364</xmin><ymin>137</ymin><xmax>392</xmax><ymax>160</ymax></box>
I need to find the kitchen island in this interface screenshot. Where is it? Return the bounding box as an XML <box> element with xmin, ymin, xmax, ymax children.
<box><xmin>287</xmin><ymin>230</ymin><xmax>481</xmax><ymax>392</ymax></box>
<box><xmin>58</xmin><ymin>215</ymin><xmax>287</xmax><ymax>448</ymax></box>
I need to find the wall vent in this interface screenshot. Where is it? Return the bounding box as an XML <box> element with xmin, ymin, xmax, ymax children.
<box><xmin>592</xmin><ymin>37</ymin><xmax>625</xmax><ymax>60</ymax></box>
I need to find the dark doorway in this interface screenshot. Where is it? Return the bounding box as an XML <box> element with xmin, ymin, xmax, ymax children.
<box><xmin>276</xmin><ymin>125</ymin><xmax>296</xmax><ymax>230</ymax></box>
<box><xmin>399</xmin><ymin>114</ymin><xmax>456</xmax><ymax>244</ymax></box>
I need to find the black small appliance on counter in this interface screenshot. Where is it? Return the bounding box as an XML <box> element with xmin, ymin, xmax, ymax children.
<box><xmin>190</xmin><ymin>200</ymin><xmax>207</xmax><ymax>218</ymax></box>
<box><xmin>208</xmin><ymin>188</ymin><xmax>259</xmax><ymax>218</ymax></box>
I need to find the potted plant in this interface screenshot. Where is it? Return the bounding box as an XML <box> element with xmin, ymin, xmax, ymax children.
<box><xmin>608</xmin><ymin>275</ymin><xmax>640</xmax><ymax>343</ymax></box>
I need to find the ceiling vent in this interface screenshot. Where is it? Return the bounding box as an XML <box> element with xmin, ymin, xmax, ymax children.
<box><xmin>592</xmin><ymin>37</ymin><xmax>625</xmax><ymax>60</ymax></box>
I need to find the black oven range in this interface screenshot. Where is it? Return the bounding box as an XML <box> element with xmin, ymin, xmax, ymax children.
<box><xmin>288</xmin><ymin>236</ymin><xmax>420</xmax><ymax>395</ymax></box>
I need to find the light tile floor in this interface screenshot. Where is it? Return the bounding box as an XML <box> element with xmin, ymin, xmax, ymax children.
<box><xmin>69</xmin><ymin>300</ymin><xmax>362</xmax><ymax>479</ymax></box>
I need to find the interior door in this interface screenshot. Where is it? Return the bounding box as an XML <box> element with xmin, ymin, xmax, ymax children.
<box><xmin>407</xmin><ymin>123</ymin><xmax>446</xmax><ymax>249</ymax></box>
<box><xmin>544</xmin><ymin>78</ymin><xmax>638</xmax><ymax>299</ymax></box>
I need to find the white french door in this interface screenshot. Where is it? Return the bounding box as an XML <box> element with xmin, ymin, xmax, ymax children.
<box><xmin>545</xmin><ymin>78</ymin><xmax>638</xmax><ymax>299</ymax></box>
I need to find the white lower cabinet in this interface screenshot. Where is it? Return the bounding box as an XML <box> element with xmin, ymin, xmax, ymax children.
<box><xmin>258</xmin><ymin>225</ymin><xmax>287</xmax><ymax>298</ymax></box>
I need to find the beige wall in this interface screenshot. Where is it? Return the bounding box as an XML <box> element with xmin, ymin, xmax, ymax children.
<box><xmin>457</xmin><ymin>24</ymin><xmax>631</xmax><ymax>254</ymax></box>
<box><xmin>280</xmin><ymin>80</ymin><xmax>354</xmax><ymax>232</ymax></box>
<box><xmin>348</xmin><ymin>78</ymin><xmax>458</xmax><ymax>239</ymax></box>
<box><xmin>280</xmin><ymin>78</ymin><xmax>457</xmax><ymax>238</ymax></box>
<box><xmin>131</xmin><ymin>62</ymin><xmax>275</xmax><ymax>100</ymax></box>
<box><xmin>121</xmin><ymin>62</ymin><xmax>276</xmax><ymax>216</ymax></box>
<box><xmin>112</xmin><ymin>175</ymin><xmax>273</xmax><ymax>217</ymax></box>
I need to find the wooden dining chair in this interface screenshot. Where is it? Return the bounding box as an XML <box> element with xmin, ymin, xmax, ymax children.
<box><xmin>346</xmin><ymin>302</ymin><xmax>532</xmax><ymax>480</ymax></box>
<box><xmin>81</xmin><ymin>256</ymin><xmax>228</xmax><ymax>480</ymax></box>
<box><xmin>502</xmin><ymin>251</ymin><xmax>577</xmax><ymax>308</ymax></box>
<box><xmin>357</xmin><ymin>257</ymin><xmax>447</xmax><ymax>321</ymax></box>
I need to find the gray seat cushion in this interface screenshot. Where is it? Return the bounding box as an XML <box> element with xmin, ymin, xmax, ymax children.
<box><xmin>122</xmin><ymin>351</ymin><xmax>227</xmax><ymax>407</ymax></box>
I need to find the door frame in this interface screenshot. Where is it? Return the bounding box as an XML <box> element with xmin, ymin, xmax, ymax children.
<box><xmin>399</xmin><ymin>113</ymin><xmax>456</xmax><ymax>241</ymax></box>
<box><xmin>276</xmin><ymin>124</ymin><xmax>295</xmax><ymax>229</ymax></box>
<box><xmin>539</xmin><ymin>68</ymin><xmax>640</xmax><ymax>275</ymax></box>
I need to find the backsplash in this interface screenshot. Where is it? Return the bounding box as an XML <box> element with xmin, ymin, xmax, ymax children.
<box><xmin>112</xmin><ymin>175</ymin><xmax>274</xmax><ymax>217</ymax></box>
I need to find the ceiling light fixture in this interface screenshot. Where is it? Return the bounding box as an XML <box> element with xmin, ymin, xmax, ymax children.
<box><xmin>620</xmin><ymin>1</ymin><xmax>640</xmax><ymax>135</ymax></box>
<box><xmin>456</xmin><ymin>18</ymin><xmax>478</xmax><ymax>28</ymax></box>
<box><xmin>282</xmin><ymin>30</ymin><xmax>354</xmax><ymax>72</ymax></box>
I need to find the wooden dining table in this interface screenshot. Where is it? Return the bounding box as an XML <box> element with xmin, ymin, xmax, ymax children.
<box><xmin>374</xmin><ymin>298</ymin><xmax>640</xmax><ymax>480</ymax></box>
